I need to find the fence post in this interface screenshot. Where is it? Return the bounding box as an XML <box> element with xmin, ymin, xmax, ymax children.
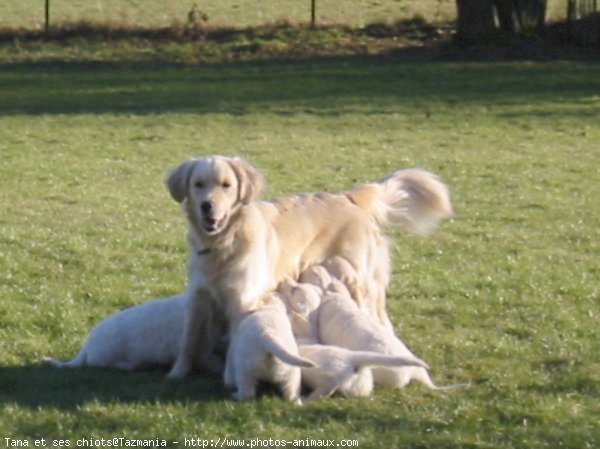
<box><xmin>311</xmin><ymin>0</ymin><xmax>316</xmax><ymax>28</ymax></box>
<box><xmin>45</xmin><ymin>0</ymin><xmax>50</xmax><ymax>34</ymax></box>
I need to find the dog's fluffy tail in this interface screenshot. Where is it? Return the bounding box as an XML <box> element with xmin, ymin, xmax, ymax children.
<box><xmin>349</xmin><ymin>351</ymin><xmax>429</xmax><ymax>371</ymax></box>
<box><xmin>263</xmin><ymin>334</ymin><xmax>317</xmax><ymax>368</ymax></box>
<box><xmin>42</xmin><ymin>351</ymin><xmax>87</xmax><ymax>369</ymax></box>
<box><xmin>348</xmin><ymin>169</ymin><xmax>453</xmax><ymax>235</ymax></box>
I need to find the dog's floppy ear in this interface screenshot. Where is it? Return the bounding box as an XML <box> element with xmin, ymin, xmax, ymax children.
<box><xmin>229</xmin><ymin>157</ymin><xmax>265</xmax><ymax>204</ymax></box>
<box><xmin>166</xmin><ymin>160</ymin><xmax>196</xmax><ymax>203</ymax></box>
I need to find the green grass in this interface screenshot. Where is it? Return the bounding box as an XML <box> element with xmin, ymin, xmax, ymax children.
<box><xmin>0</xmin><ymin>20</ymin><xmax>445</xmax><ymax>65</ymax></box>
<box><xmin>0</xmin><ymin>48</ymin><xmax>599</xmax><ymax>448</ymax></box>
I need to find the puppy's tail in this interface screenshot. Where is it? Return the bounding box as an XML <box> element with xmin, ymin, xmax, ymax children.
<box><xmin>347</xmin><ymin>169</ymin><xmax>453</xmax><ymax>235</ymax></box>
<box><xmin>349</xmin><ymin>351</ymin><xmax>430</xmax><ymax>371</ymax></box>
<box><xmin>263</xmin><ymin>334</ymin><xmax>316</xmax><ymax>368</ymax></box>
<box><xmin>409</xmin><ymin>369</ymin><xmax>471</xmax><ymax>391</ymax></box>
<box><xmin>42</xmin><ymin>351</ymin><xmax>87</xmax><ymax>369</ymax></box>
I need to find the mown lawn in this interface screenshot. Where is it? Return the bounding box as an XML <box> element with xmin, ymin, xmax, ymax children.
<box><xmin>0</xmin><ymin>52</ymin><xmax>598</xmax><ymax>448</ymax></box>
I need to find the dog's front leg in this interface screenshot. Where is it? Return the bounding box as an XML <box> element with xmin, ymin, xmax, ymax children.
<box><xmin>168</xmin><ymin>288</ymin><xmax>220</xmax><ymax>379</ymax></box>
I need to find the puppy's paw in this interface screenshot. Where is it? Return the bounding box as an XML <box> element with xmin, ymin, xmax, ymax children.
<box><xmin>167</xmin><ymin>359</ymin><xmax>191</xmax><ymax>380</ymax></box>
<box><xmin>232</xmin><ymin>391</ymin><xmax>253</xmax><ymax>402</ymax></box>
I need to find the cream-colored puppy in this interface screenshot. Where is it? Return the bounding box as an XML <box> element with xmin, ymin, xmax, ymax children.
<box><xmin>277</xmin><ymin>281</ymin><xmax>322</xmax><ymax>343</ymax></box>
<box><xmin>299</xmin><ymin>262</ymin><xmax>355</xmax><ymax>297</ymax></box>
<box><xmin>44</xmin><ymin>295</ymin><xmax>190</xmax><ymax>371</ymax></box>
<box><xmin>322</xmin><ymin>256</ymin><xmax>363</xmax><ymax>305</ymax></box>
<box><xmin>318</xmin><ymin>292</ymin><xmax>465</xmax><ymax>391</ymax></box>
<box><xmin>367</xmin><ymin>328</ymin><xmax>469</xmax><ymax>391</ymax></box>
<box><xmin>299</xmin><ymin>344</ymin><xmax>428</xmax><ymax>401</ymax></box>
<box><xmin>224</xmin><ymin>294</ymin><xmax>316</xmax><ymax>402</ymax></box>
<box><xmin>322</xmin><ymin>255</ymin><xmax>385</xmax><ymax>322</ymax></box>
<box><xmin>298</xmin><ymin>264</ymin><xmax>333</xmax><ymax>291</ymax></box>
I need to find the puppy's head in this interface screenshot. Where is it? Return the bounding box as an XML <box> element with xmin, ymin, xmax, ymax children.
<box><xmin>166</xmin><ymin>156</ymin><xmax>264</xmax><ymax>236</ymax></box>
<box><xmin>323</xmin><ymin>256</ymin><xmax>358</xmax><ymax>284</ymax></box>
<box><xmin>326</xmin><ymin>278</ymin><xmax>351</xmax><ymax>297</ymax></box>
<box><xmin>285</xmin><ymin>283</ymin><xmax>322</xmax><ymax>314</ymax></box>
<box><xmin>298</xmin><ymin>265</ymin><xmax>333</xmax><ymax>290</ymax></box>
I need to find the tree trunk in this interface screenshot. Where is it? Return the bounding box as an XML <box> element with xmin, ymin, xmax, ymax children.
<box><xmin>494</xmin><ymin>0</ymin><xmax>517</xmax><ymax>33</ymax></box>
<box><xmin>516</xmin><ymin>0</ymin><xmax>547</xmax><ymax>35</ymax></box>
<box><xmin>493</xmin><ymin>0</ymin><xmax>547</xmax><ymax>36</ymax></box>
<box><xmin>455</xmin><ymin>0</ymin><xmax>496</xmax><ymax>41</ymax></box>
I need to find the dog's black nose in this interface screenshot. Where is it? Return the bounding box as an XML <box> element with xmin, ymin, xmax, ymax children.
<box><xmin>201</xmin><ymin>201</ymin><xmax>213</xmax><ymax>215</ymax></box>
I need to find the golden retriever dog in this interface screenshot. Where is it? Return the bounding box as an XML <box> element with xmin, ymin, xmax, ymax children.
<box><xmin>318</xmin><ymin>291</ymin><xmax>467</xmax><ymax>391</ymax></box>
<box><xmin>277</xmin><ymin>281</ymin><xmax>323</xmax><ymax>343</ymax></box>
<box><xmin>299</xmin><ymin>343</ymin><xmax>428</xmax><ymax>401</ymax></box>
<box><xmin>298</xmin><ymin>264</ymin><xmax>333</xmax><ymax>291</ymax></box>
<box><xmin>223</xmin><ymin>294</ymin><xmax>315</xmax><ymax>402</ymax></box>
<box><xmin>321</xmin><ymin>256</ymin><xmax>366</xmax><ymax>309</ymax></box>
<box><xmin>166</xmin><ymin>155</ymin><xmax>452</xmax><ymax>379</ymax></box>
<box><xmin>45</xmin><ymin>295</ymin><xmax>189</xmax><ymax>371</ymax></box>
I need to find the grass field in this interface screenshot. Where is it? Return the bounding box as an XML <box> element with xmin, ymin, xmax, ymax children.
<box><xmin>0</xmin><ymin>30</ymin><xmax>599</xmax><ymax>449</ymax></box>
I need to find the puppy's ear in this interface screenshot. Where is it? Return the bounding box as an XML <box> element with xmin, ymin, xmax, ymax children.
<box><xmin>229</xmin><ymin>157</ymin><xmax>265</xmax><ymax>204</ymax></box>
<box><xmin>166</xmin><ymin>160</ymin><xmax>196</xmax><ymax>203</ymax></box>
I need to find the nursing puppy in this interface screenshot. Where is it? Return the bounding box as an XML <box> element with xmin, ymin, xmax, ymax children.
<box><xmin>224</xmin><ymin>294</ymin><xmax>315</xmax><ymax>402</ymax></box>
<box><xmin>299</xmin><ymin>344</ymin><xmax>428</xmax><ymax>401</ymax></box>
<box><xmin>166</xmin><ymin>155</ymin><xmax>452</xmax><ymax>379</ymax></box>
<box><xmin>322</xmin><ymin>255</ymin><xmax>383</xmax><ymax>319</ymax></box>
<box><xmin>277</xmin><ymin>281</ymin><xmax>322</xmax><ymax>343</ymax></box>
<box><xmin>44</xmin><ymin>295</ymin><xmax>190</xmax><ymax>371</ymax></box>
<box><xmin>322</xmin><ymin>256</ymin><xmax>364</xmax><ymax>307</ymax></box>
<box><xmin>318</xmin><ymin>292</ymin><xmax>465</xmax><ymax>391</ymax></box>
<box><xmin>298</xmin><ymin>264</ymin><xmax>333</xmax><ymax>292</ymax></box>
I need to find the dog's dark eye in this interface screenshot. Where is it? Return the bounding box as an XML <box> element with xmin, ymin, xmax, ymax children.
<box><xmin>222</xmin><ymin>181</ymin><xmax>231</xmax><ymax>189</ymax></box>
<box><xmin>195</xmin><ymin>181</ymin><xmax>204</xmax><ymax>189</ymax></box>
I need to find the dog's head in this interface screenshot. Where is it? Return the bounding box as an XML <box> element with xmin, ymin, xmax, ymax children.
<box><xmin>167</xmin><ymin>156</ymin><xmax>265</xmax><ymax>236</ymax></box>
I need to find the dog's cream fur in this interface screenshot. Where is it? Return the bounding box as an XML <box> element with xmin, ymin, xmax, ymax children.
<box><xmin>44</xmin><ymin>295</ymin><xmax>188</xmax><ymax>371</ymax></box>
<box><xmin>318</xmin><ymin>291</ymin><xmax>466</xmax><ymax>391</ymax></box>
<box><xmin>298</xmin><ymin>264</ymin><xmax>333</xmax><ymax>292</ymax></box>
<box><xmin>299</xmin><ymin>344</ymin><xmax>428</xmax><ymax>401</ymax></box>
<box><xmin>277</xmin><ymin>281</ymin><xmax>322</xmax><ymax>343</ymax></box>
<box><xmin>322</xmin><ymin>256</ymin><xmax>365</xmax><ymax>307</ymax></box>
<box><xmin>223</xmin><ymin>294</ymin><xmax>315</xmax><ymax>402</ymax></box>
<box><xmin>166</xmin><ymin>155</ymin><xmax>452</xmax><ymax>379</ymax></box>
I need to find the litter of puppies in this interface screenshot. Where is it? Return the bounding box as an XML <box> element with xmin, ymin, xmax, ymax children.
<box><xmin>46</xmin><ymin>156</ymin><xmax>468</xmax><ymax>402</ymax></box>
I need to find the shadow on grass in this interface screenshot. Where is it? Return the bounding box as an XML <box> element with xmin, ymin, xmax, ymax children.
<box><xmin>0</xmin><ymin>55</ymin><xmax>598</xmax><ymax>118</ymax></box>
<box><xmin>0</xmin><ymin>363</ymin><xmax>228</xmax><ymax>409</ymax></box>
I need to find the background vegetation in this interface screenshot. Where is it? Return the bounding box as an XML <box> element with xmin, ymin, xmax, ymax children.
<box><xmin>0</xmin><ymin>1</ymin><xmax>598</xmax><ymax>448</ymax></box>
<box><xmin>0</xmin><ymin>0</ymin><xmax>573</xmax><ymax>29</ymax></box>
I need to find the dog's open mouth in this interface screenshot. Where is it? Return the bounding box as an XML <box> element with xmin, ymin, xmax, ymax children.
<box><xmin>203</xmin><ymin>214</ymin><xmax>228</xmax><ymax>235</ymax></box>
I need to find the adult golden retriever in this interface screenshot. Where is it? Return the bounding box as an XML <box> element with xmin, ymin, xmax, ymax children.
<box><xmin>165</xmin><ymin>155</ymin><xmax>452</xmax><ymax>379</ymax></box>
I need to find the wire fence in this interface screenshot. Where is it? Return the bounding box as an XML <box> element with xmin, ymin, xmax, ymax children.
<box><xmin>0</xmin><ymin>1</ymin><xmax>585</xmax><ymax>30</ymax></box>
<box><xmin>1</xmin><ymin>1</ymin><xmax>452</xmax><ymax>29</ymax></box>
